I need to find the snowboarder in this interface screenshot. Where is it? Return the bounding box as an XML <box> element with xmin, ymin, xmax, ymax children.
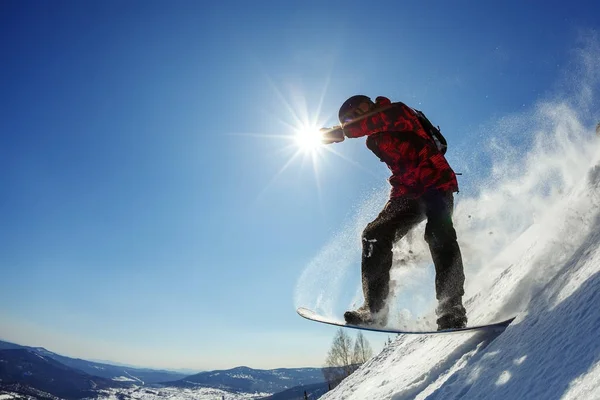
<box><xmin>320</xmin><ymin>95</ymin><xmax>467</xmax><ymax>330</ymax></box>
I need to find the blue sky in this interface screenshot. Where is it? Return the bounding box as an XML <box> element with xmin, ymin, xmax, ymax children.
<box><xmin>1</xmin><ymin>0</ymin><xmax>599</xmax><ymax>370</ymax></box>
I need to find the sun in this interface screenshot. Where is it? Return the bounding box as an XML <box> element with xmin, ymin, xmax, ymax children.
<box><xmin>294</xmin><ymin>124</ymin><xmax>323</xmax><ymax>153</ymax></box>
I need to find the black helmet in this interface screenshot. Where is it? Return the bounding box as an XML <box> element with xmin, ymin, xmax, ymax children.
<box><xmin>338</xmin><ymin>95</ymin><xmax>373</xmax><ymax>124</ymax></box>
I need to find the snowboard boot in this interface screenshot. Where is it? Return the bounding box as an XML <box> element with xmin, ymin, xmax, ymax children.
<box><xmin>344</xmin><ymin>304</ymin><xmax>389</xmax><ymax>327</ymax></box>
<box><xmin>436</xmin><ymin>298</ymin><xmax>467</xmax><ymax>331</ymax></box>
<box><xmin>436</xmin><ymin>312</ymin><xmax>467</xmax><ymax>331</ymax></box>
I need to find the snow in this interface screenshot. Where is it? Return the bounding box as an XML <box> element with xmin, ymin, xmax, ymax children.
<box><xmin>124</xmin><ymin>370</ymin><xmax>145</xmax><ymax>385</ymax></box>
<box><xmin>96</xmin><ymin>386</ymin><xmax>269</xmax><ymax>400</ymax></box>
<box><xmin>112</xmin><ymin>376</ymin><xmax>137</xmax><ymax>382</ymax></box>
<box><xmin>231</xmin><ymin>373</ymin><xmax>254</xmax><ymax>379</ymax></box>
<box><xmin>302</xmin><ymin>40</ymin><xmax>600</xmax><ymax>400</ymax></box>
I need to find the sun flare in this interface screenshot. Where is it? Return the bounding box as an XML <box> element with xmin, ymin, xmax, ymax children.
<box><xmin>294</xmin><ymin>124</ymin><xmax>323</xmax><ymax>153</ymax></box>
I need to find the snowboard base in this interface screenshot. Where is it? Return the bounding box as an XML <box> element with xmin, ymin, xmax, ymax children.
<box><xmin>297</xmin><ymin>307</ymin><xmax>515</xmax><ymax>334</ymax></box>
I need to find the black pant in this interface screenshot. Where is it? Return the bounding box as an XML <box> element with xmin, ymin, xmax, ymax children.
<box><xmin>360</xmin><ymin>190</ymin><xmax>465</xmax><ymax>315</ymax></box>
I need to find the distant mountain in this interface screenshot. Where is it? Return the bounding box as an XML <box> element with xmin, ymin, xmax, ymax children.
<box><xmin>0</xmin><ymin>349</ymin><xmax>125</xmax><ymax>399</ymax></box>
<box><xmin>260</xmin><ymin>381</ymin><xmax>330</xmax><ymax>400</ymax></box>
<box><xmin>90</xmin><ymin>359</ymin><xmax>202</xmax><ymax>375</ymax></box>
<box><xmin>0</xmin><ymin>340</ymin><xmax>188</xmax><ymax>384</ymax></box>
<box><xmin>0</xmin><ymin>339</ymin><xmax>328</xmax><ymax>398</ymax></box>
<box><xmin>168</xmin><ymin>366</ymin><xmax>325</xmax><ymax>394</ymax></box>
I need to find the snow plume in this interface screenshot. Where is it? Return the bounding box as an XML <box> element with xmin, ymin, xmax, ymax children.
<box><xmin>294</xmin><ymin>188</ymin><xmax>388</xmax><ymax>317</ymax></box>
<box><xmin>455</xmin><ymin>103</ymin><xmax>599</xmax><ymax>315</ymax></box>
<box><xmin>295</xmin><ymin>31</ymin><xmax>600</xmax><ymax>330</ymax></box>
<box><xmin>453</xmin><ymin>31</ymin><xmax>600</xmax><ymax>323</ymax></box>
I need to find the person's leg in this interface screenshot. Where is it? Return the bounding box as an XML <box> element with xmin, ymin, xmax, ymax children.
<box><xmin>422</xmin><ymin>190</ymin><xmax>467</xmax><ymax>330</ymax></box>
<box><xmin>345</xmin><ymin>197</ymin><xmax>424</xmax><ymax>325</ymax></box>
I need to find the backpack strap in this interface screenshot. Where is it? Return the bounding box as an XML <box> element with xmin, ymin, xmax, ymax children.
<box><xmin>412</xmin><ymin>108</ymin><xmax>448</xmax><ymax>155</ymax></box>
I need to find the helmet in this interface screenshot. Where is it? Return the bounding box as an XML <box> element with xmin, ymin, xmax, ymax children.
<box><xmin>338</xmin><ymin>95</ymin><xmax>373</xmax><ymax>124</ymax></box>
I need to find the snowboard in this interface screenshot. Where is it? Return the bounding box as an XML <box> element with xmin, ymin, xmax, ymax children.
<box><xmin>297</xmin><ymin>307</ymin><xmax>515</xmax><ymax>334</ymax></box>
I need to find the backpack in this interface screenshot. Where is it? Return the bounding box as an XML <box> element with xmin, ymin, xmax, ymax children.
<box><xmin>412</xmin><ymin>109</ymin><xmax>448</xmax><ymax>155</ymax></box>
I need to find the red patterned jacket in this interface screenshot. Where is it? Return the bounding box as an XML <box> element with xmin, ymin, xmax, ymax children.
<box><xmin>342</xmin><ymin>97</ymin><xmax>458</xmax><ymax>198</ymax></box>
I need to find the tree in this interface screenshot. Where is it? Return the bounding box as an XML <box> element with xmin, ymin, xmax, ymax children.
<box><xmin>323</xmin><ymin>329</ymin><xmax>374</xmax><ymax>390</ymax></box>
<box><xmin>352</xmin><ymin>331</ymin><xmax>373</xmax><ymax>365</ymax></box>
<box><xmin>323</xmin><ymin>328</ymin><xmax>354</xmax><ymax>388</ymax></box>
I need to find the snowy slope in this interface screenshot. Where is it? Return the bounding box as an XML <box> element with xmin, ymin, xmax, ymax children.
<box><xmin>303</xmin><ymin>41</ymin><xmax>600</xmax><ymax>400</ymax></box>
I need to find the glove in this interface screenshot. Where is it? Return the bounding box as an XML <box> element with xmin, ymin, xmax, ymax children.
<box><xmin>320</xmin><ymin>126</ymin><xmax>345</xmax><ymax>144</ymax></box>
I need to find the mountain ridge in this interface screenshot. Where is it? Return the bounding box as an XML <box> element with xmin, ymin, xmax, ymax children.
<box><xmin>167</xmin><ymin>365</ymin><xmax>326</xmax><ymax>394</ymax></box>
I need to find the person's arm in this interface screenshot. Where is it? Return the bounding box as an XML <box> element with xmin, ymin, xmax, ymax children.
<box><xmin>320</xmin><ymin>126</ymin><xmax>345</xmax><ymax>144</ymax></box>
